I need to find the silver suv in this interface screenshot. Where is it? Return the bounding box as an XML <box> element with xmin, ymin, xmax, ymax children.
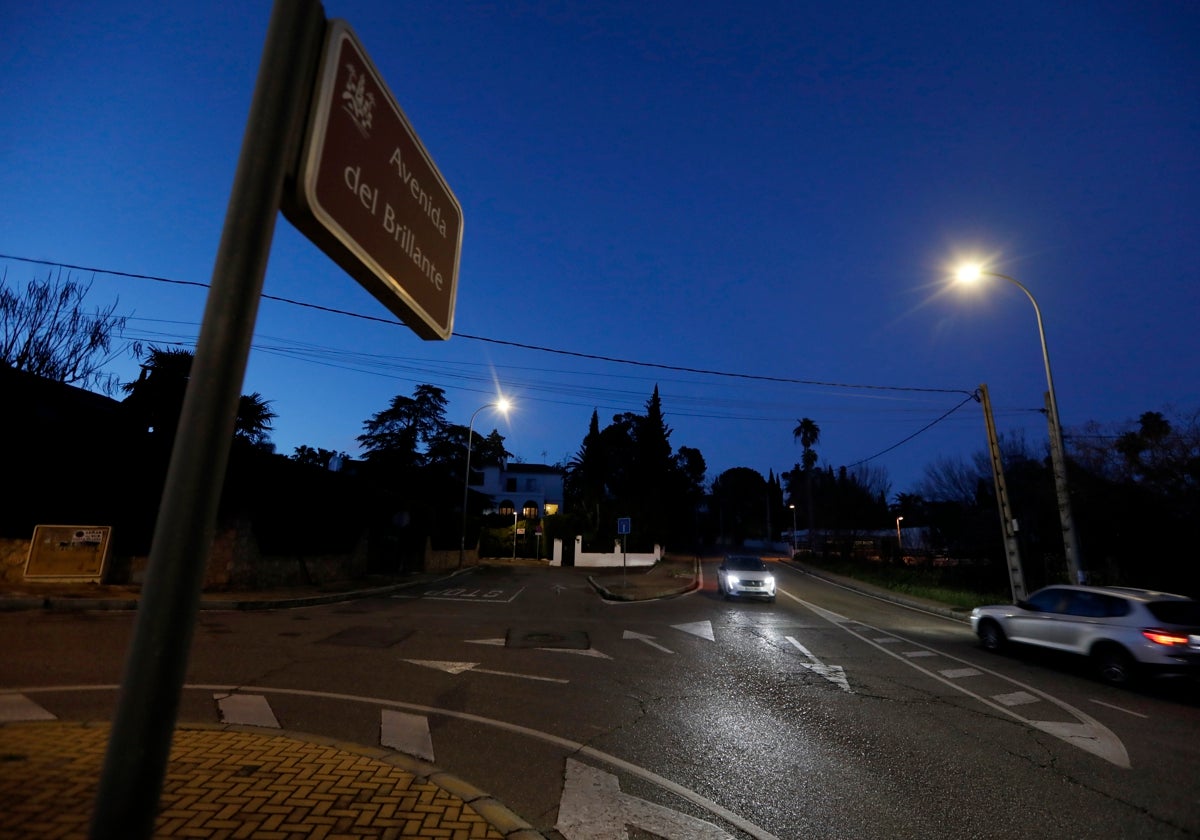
<box><xmin>970</xmin><ymin>585</ymin><xmax>1200</xmax><ymax>686</ymax></box>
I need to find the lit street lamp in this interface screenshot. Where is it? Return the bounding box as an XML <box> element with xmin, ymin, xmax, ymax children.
<box><xmin>955</xmin><ymin>264</ymin><xmax>1083</xmax><ymax>583</ymax></box>
<box><xmin>895</xmin><ymin>515</ymin><xmax>904</xmax><ymax>551</ymax></box>
<box><xmin>789</xmin><ymin>504</ymin><xmax>797</xmax><ymax>556</ymax></box>
<box><xmin>460</xmin><ymin>398</ymin><xmax>510</xmax><ymax>568</ymax></box>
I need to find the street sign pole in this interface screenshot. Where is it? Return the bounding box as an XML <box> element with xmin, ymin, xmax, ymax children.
<box><xmin>89</xmin><ymin>3</ymin><xmax>327</xmax><ymax>837</ymax></box>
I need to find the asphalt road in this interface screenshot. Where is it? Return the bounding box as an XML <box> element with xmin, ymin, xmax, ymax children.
<box><xmin>3</xmin><ymin>558</ymin><xmax>1198</xmax><ymax>839</ymax></box>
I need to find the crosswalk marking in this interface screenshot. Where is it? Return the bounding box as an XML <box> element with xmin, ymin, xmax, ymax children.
<box><xmin>994</xmin><ymin>691</ymin><xmax>1039</xmax><ymax>707</ymax></box>
<box><xmin>0</xmin><ymin>693</ymin><xmax>56</xmax><ymax>722</ymax></box>
<box><xmin>381</xmin><ymin>709</ymin><xmax>435</xmax><ymax>762</ymax></box>
<box><xmin>214</xmin><ymin>693</ymin><xmax>280</xmax><ymax>728</ymax></box>
<box><xmin>940</xmin><ymin>668</ymin><xmax>982</xmax><ymax>679</ymax></box>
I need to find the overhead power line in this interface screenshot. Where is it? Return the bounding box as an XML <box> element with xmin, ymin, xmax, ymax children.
<box><xmin>1</xmin><ymin>253</ymin><xmax>973</xmax><ymax>398</ymax></box>
<box><xmin>2</xmin><ymin>252</ymin><xmax>986</xmax><ymax>469</ymax></box>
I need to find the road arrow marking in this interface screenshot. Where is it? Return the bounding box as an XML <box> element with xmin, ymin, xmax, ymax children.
<box><xmin>0</xmin><ymin>693</ymin><xmax>56</xmax><ymax>722</ymax></box>
<box><xmin>556</xmin><ymin>758</ymin><xmax>734</xmax><ymax>840</ymax></box>
<box><xmin>214</xmin><ymin>693</ymin><xmax>280</xmax><ymax>728</ymax></box>
<box><xmin>553</xmin><ymin>584</ymin><xmax>569</xmax><ymax>595</ymax></box>
<box><xmin>785</xmin><ymin>636</ymin><xmax>852</xmax><ymax>693</ymax></box>
<box><xmin>671</xmin><ymin>620</ymin><xmax>715</xmax><ymax>641</ymax></box>
<box><xmin>403</xmin><ymin>659</ymin><xmax>569</xmax><ymax>684</ymax></box>
<box><xmin>623</xmin><ymin>631</ymin><xmax>674</xmax><ymax>654</ymax></box>
<box><xmin>380</xmin><ymin>709</ymin><xmax>434</xmax><ymax>762</ymax></box>
<box><xmin>466</xmin><ymin>638</ymin><xmax>612</xmax><ymax>658</ymax></box>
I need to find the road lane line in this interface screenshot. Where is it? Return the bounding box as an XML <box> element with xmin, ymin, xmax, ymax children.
<box><xmin>1088</xmin><ymin>699</ymin><xmax>1149</xmax><ymax>719</ymax></box>
<box><xmin>780</xmin><ymin>589</ymin><xmax>1131</xmax><ymax>768</ymax></box>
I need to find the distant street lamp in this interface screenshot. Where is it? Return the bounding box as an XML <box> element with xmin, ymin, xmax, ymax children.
<box><xmin>895</xmin><ymin>515</ymin><xmax>904</xmax><ymax>551</ymax></box>
<box><xmin>789</xmin><ymin>504</ymin><xmax>797</xmax><ymax>556</ymax></box>
<box><xmin>955</xmin><ymin>264</ymin><xmax>1083</xmax><ymax>583</ymax></box>
<box><xmin>459</xmin><ymin>398</ymin><xmax>510</xmax><ymax>568</ymax></box>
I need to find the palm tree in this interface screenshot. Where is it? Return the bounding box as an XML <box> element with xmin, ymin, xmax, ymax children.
<box><xmin>792</xmin><ymin>417</ymin><xmax>821</xmax><ymax>550</ymax></box>
<box><xmin>234</xmin><ymin>392</ymin><xmax>277</xmax><ymax>448</ymax></box>
<box><xmin>122</xmin><ymin>347</ymin><xmax>275</xmax><ymax>448</ymax></box>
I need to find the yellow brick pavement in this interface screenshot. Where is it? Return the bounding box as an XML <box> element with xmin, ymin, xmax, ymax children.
<box><xmin>0</xmin><ymin>722</ymin><xmax>523</xmax><ymax>839</ymax></box>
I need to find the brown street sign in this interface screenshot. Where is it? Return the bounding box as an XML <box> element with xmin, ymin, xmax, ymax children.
<box><xmin>284</xmin><ymin>19</ymin><xmax>463</xmax><ymax>340</ymax></box>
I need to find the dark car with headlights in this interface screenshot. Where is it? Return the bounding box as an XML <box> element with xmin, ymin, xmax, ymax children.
<box><xmin>970</xmin><ymin>585</ymin><xmax>1200</xmax><ymax>686</ymax></box>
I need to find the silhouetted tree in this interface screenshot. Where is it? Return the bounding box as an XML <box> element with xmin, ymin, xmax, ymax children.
<box><xmin>0</xmin><ymin>270</ymin><xmax>135</xmax><ymax>394</ymax></box>
<box><xmin>121</xmin><ymin>347</ymin><xmax>276</xmax><ymax>448</ymax></box>
<box><xmin>792</xmin><ymin>417</ymin><xmax>821</xmax><ymax>547</ymax></box>
<box><xmin>357</xmin><ymin>384</ymin><xmax>449</xmax><ymax>468</ymax></box>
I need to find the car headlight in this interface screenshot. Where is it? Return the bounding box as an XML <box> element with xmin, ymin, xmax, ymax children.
<box><xmin>727</xmin><ymin>575</ymin><xmax>740</xmax><ymax>586</ymax></box>
<box><xmin>765</xmin><ymin>574</ymin><xmax>775</xmax><ymax>586</ymax></box>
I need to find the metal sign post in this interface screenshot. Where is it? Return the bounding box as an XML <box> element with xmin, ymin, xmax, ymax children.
<box><xmin>617</xmin><ymin>517</ymin><xmax>631</xmax><ymax>588</ymax></box>
<box><xmin>89</xmin><ymin>3</ymin><xmax>327</xmax><ymax>837</ymax></box>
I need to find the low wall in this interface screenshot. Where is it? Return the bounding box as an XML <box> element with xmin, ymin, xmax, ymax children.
<box><xmin>1</xmin><ymin>521</ymin><xmax>369</xmax><ymax>590</ymax></box>
<box><xmin>554</xmin><ymin>537</ymin><xmax>662</xmax><ymax>568</ymax></box>
<box><xmin>0</xmin><ymin>538</ymin><xmax>30</xmax><ymax>583</ymax></box>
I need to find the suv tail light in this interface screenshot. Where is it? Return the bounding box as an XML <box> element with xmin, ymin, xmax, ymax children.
<box><xmin>1142</xmin><ymin>629</ymin><xmax>1189</xmax><ymax>646</ymax></box>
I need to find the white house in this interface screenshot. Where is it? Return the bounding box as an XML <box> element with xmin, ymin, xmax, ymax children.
<box><xmin>473</xmin><ymin>461</ymin><xmax>565</xmax><ymax>520</ymax></box>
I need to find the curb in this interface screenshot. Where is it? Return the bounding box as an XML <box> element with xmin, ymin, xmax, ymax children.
<box><xmin>0</xmin><ymin>569</ymin><xmax>476</xmax><ymax>613</ymax></box>
<box><xmin>587</xmin><ymin>555</ymin><xmax>701</xmax><ymax>602</ymax></box>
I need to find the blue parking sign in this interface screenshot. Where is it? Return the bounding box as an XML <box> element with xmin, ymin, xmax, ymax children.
<box><xmin>617</xmin><ymin>517</ymin><xmax>631</xmax><ymax>535</ymax></box>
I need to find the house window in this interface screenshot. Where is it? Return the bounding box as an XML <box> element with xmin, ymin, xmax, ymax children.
<box><xmin>498</xmin><ymin>501</ymin><xmax>515</xmax><ymax>516</ymax></box>
<box><xmin>505</xmin><ymin>478</ymin><xmax>517</xmax><ymax>492</ymax></box>
<box><xmin>522</xmin><ymin>502</ymin><xmax>539</xmax><ymax>520</ymax></box>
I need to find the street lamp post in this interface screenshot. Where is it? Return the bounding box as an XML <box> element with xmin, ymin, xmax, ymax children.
<box><xmin>789</xmin><ymin>504</ymin><xmax>797</xmax><ymax>556</ymax></box>
<box><xmin>956</xmin><ymin>266</ymin><xmax>1083</xmax><ymax>583</ymax></box>
<box><xmin>895</xmin><ymin>515</ymin><xmax>904</xmax><ymax>551</ymax></box>
<box><xmin>459</xmin><ymin>399</ymin><xmax>510</xmax><ymax>568</ymax></box>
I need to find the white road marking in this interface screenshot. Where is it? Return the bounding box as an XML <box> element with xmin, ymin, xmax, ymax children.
<box><xmin>403</xmin><ymin>659</ymin><xmax>569</xmax><ymax>684</ymax></box>
<box><xmin>0</xmin><ymin>693</ymin><xmax>56</xmax><ymax>722</ymax></box>
<box><xmin>623</xmin><ymin>631</ymin><xmax>674</xmax><ymax>654</ymax></box>
<box><xmin>556</xmin><ymin>758</ymin><xmax>733</xmax><ymax>840</ymax></box>
<box><xmin>994</xmin><ymin>691</ymin><xmax>1040</xmax><ymax>707</ymax></box>
<box><xmin>671</xmin><ymin>620</ymin><xmax>715</xmax><ymax>641</ymax></box>
<box><xmin>416</xmin><ymin>586</ymin><xmax>526</xmax><ymax>602</ymax></box>
<box><xmin>466</xmin><ymin>638</ymin><xmax>612</xmax><ymax>659</ymax></box>
<box><xmin>902</xmin><ymin>650</ymin><xmax>937</xmax><ymax>658</ymax></box>
<box><xmin>214</xmin><ymin>693</ymin><xmax>280</xmax><ymax>728</ymax></box>
<box><xmin>1088</xmin><ymin>699</ymin><xmax>1149</xmax><ymax>719</ymax></box>
<box><xmin>940</xmin><ymin>668</ymin><xmax>982</xmax><ymax>679</ymax></box>
<box><xmin>380</xmin><ymin>709</ymin><xmax>434</xmax><ymax>762</ymax></box>
<box><xmin>16</xmin><ymin>683</ymin><xmax>783</xmax><ymax>840</ymax></box>
<box><xmin>781</xmin><ymin>588</ymin><xmax>1132</xmax><ymax>768</ymax></box>
<box><xmin>784</xmin><ymin>636</ymin><xmax>852</xmax><ymax>693</ymax></box>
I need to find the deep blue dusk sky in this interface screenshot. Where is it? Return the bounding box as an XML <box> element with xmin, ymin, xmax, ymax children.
<box><xmin>3</xmin><ymin>1</ymin><xmax>1197</xmax><ymax>495</ymax></box>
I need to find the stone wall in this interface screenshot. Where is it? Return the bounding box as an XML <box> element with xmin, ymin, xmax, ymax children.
<box><xmin>2</xmin><ymin>523</ymin><xmax>370</xmax><ymax>591</ymax></box>
<box><xmin>0</xmin><ymin>538</ymin><xmax>31</xmax><ymax>583</ymax></box>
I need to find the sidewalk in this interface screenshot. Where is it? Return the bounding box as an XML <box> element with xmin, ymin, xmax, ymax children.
<box><xmin>0</xmin><ymin>558</ymin><xmax>697</xmax><ymax>839</ymax></box>
<box><xmin>0</xmin><ymin>721</ymin><xmax>542</xmax><ymax>839</ymax></box>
